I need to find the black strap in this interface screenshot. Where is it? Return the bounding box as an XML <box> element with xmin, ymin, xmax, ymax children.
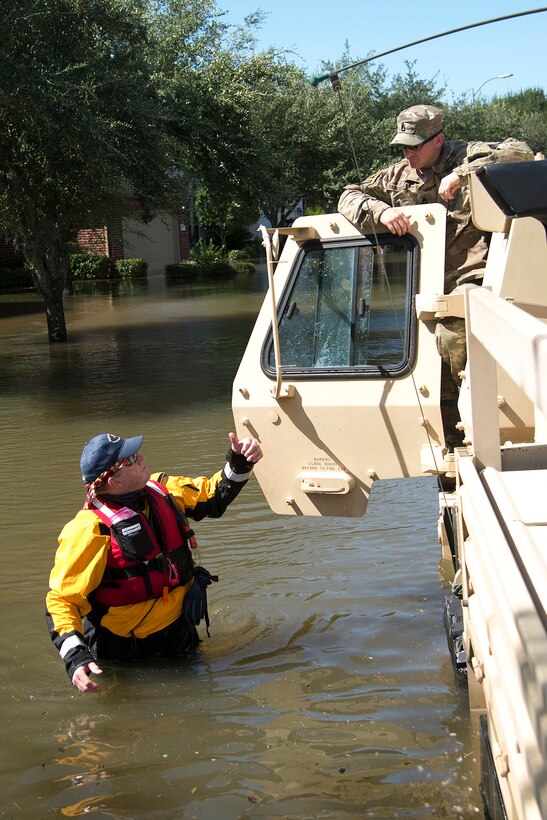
<box><xmin>102</xmin><ymin>544</ymin><xmax>193</xmax><ymax>583</ymax></box>
<box><xmin>182</xmin><ymin>566</ymin><xmax>219</xmax><ymax>636</ymax></box>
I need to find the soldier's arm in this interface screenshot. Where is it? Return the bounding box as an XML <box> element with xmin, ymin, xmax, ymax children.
<box><xmin>338</xmin><ymin>170</ymin><xmax>395</xmax><ymax>229</ymax></box>
<box><xmin>438</xmin><ymin>171</ymin><xmax>462</xmax><ymax>201</ymax></box>
<box><xmin>452</xmin><ymin>138</ymin><xmax>534</xmax><ymax>183</ymax></box>
<box><xmin>440</xmin><ymin>138</ymin><xmax>534</xmax><ymax>202</ymax></box>
<box><xmin>339</xmin><ymin>168</ymin><xmax>413</xmax><ymax>235</ymax></box>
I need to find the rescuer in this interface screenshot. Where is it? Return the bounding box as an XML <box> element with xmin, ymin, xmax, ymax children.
<box><xmin>46</xmin><ymin>431</ymin><xmax>262</xmax><ymax>693</ymax></box>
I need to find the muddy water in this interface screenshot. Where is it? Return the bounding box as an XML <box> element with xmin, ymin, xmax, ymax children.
<box><xmin>0</xmin><ymin>271</ymin><xmax>480</xmax><ymax>818</ymax></box>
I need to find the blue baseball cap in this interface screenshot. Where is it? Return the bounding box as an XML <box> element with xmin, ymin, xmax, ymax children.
<box><xmin>80</xmin><ymin>433</ymin><xmax>143</xmax><ymax>483</ymax></box>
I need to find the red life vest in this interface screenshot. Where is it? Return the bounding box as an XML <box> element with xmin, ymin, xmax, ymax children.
<box><xmin>90</xmin><ymin>480</ymin><xmax>196</xmax><ymax>608</ymax></box>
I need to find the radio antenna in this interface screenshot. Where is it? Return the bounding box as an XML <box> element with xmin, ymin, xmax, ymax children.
<box><xmin>310</xmin><ymin>7</ymin><xmax>547</xmax><ymax>86</ymax></box>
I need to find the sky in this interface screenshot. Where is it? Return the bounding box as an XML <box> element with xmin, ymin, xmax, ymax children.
<box><xmin>220</xmin><ymin>1</ymin><xmax>547</xmax><ymax>101</ymax></box>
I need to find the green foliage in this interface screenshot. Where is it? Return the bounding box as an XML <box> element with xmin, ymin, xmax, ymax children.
<box><xmin>165</xmin><ymin>248</ymin><xmax>244</xmax><ymax>281</ymax></box>
<box><xmin>202</xmin><ymin>259</ymin><xmax>238</xmax><ymax>278</ymax></box>
<box><xmin>70</xmin><ymin>253</ymin><xmax>115</xmax><ymax>281</ymax></box>
<box><xmin>304</xmin><ymin>205</ymin><xmax>325</xmax><ymax>216</ymax></box>
<box><xmin>497</xmin><ymin>88</ymin><xmax>547</xmax><ymax>116</ymax></box>
<box><xmin>228</xmin><ymin>259</ymin><xmax>255</xmax><ymax>275</ymax></box>
<box><xmin>165</xmin><ymin>261</ymin><xmax>200</xmax><ymax>282</ymax></box>
<box><xmin>488</xmin><ymin>89</ymin><xmax>547</xmax><ymax>154</ymax></box>
<box><xmin>189</xmin><ymin>239</ymin><xmax>227</xmax><ymax>267</ymax></box>
<box><xmin>194</xmin><ymin>186</ymin><xmax>259</xmax><ymax>247</ymax></box>
<box><xmin>0</xmin><ymin>0</ymin><xmax>544</xmax><ymax>342</ymax></box>
<box><xmin>187</xmin><ymin>239</ymin><xmax>250</xmax><ymax>276</ymax></box>
<box><xmin>228</xmin><ymin>247</ymin><xmax>254</xmax><ymax>260</ymax></box>
<box><xmin>71</xmin><ymin>253</ymin><xmax>149</xmax><ymax>282</ymax></box>
<box><xmin>224</xmin><ymin>245</ymin><xmax>258</xmax><ymax>274</ymax></box>
<box><xmin>116</xmin><ymin>258</ymin><xmax>148</xmax><ymax>279</ymax></box>
<box><xmin>520</xmin><ymin>112</ymin><xmax>547</xmax><ymax>155</ymax></box>
<box><xmin>442</xmin><ymin>88</ymin><xmax>547</xmax><ymax>153</ymax></box>
<box><xmin>225</xmin><ymin>225</ymin><xmax>256</xmax><ymax>251</ymax></box>
<box><xmin>248</xmin><ymin>62</ymin><xmax>342</xmax><ymax>224</ymax></box>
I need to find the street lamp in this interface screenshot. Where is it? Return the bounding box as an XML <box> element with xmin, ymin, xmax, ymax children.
<box><xmin>472</xmin><ymin>73</ymin><xmax>513</xmax><ymax>101</ymax></box>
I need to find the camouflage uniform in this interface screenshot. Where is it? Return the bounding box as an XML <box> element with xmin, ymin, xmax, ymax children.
<box><xmin>338</xmin><ymin>106</ymin><xmax>533</xmax><ymax>448</ymax></box>
<box><xmin>338</xmin><ymin>136</ymin><xmax>533</xmax><ymax>293</ymax></box>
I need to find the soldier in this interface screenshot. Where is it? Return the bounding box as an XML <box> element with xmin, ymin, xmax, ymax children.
<box><xmin>338</xmin><ymin>105</ymin><xmax>533</xmax><ymax>449</ymax></box>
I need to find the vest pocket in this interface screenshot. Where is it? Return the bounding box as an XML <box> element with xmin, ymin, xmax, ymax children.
<box><xmin>111</xmin><ymin>516</ymin><xmax>153</xmax><ymax>561</ymax></box>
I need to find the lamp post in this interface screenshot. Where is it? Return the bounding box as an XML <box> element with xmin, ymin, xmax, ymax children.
<box><xmin>472</xmin><ymin>73</ymin><xmax>513</xmax><ymax>101</ymax></box>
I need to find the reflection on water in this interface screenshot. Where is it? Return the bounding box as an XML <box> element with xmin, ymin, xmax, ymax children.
<box><xmin>0</xmin><ymin>271</ymin><xmax>480</xmax><ymax>818</ymax></box>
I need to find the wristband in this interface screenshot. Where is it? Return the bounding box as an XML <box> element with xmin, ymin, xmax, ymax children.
<box><xmin>225</xmin><ymin>448</ymin><xmax>253</xmax><ymax>474</ymax></box>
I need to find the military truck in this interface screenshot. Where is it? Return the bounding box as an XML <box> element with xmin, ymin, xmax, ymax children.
<box><xmin>231</xmin><ymin>160</ymin><xmax>547</xmax><ymax>818</ymax></box>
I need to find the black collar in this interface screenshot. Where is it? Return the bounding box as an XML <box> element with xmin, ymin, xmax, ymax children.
<box><xmin>99</xmin><ymin>488</ymin><xmax>148</xmax><ymax>510</ymax></box>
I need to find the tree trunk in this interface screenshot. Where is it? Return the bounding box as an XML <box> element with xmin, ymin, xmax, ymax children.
<box><xmin>31</xmin><ymin>269</ymin><xmax>68</xmax><ymax>342</ymax></box>
<box><xmin>63</xmin><ymin>262</ymin><xmax>74</xmax><ymax>296</ymax></box>
<box><xmin>23</xmin><ymin>232</ymin><xmax>69</xmax><ymax>343</ymax></box>
<box><xmin>44</xmin><ymin>293</ymin><xmax>68</xmax><ymax>342</ymax></box>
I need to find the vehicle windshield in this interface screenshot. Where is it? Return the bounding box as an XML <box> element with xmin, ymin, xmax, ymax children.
<box><xmin>266</xmin><ymin>238</ymin><xmax>417</xmax><ymax>376</ymax></box>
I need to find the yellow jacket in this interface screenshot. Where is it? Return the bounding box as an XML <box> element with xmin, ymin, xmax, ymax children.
<box><xmin>46</xmin><ymin>460</ymin><xmax>253</xmax><ymax>678</ymax></box>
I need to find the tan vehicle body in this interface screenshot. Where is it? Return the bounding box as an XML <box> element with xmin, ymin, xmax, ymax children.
<box><xmin>232</xmin><ymin>161</ymin><xmax>547</xmax><ymax>818</ymax></box>
<box><xmin>233</xmin><ymin>207</ymin><xmax>447</xmax><ymax>517</ymax></box>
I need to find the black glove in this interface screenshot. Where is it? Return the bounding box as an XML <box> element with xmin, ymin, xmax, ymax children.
<box><xmin>182</xmin><ymin>566</ymin><xmax>219</xmax><ymax>635</ymax></box>
<box><xmin>64</xmin><ymin>643</ymin><xmax>96</xmax><ymax>681</ymax></box>
<box><xmin>226</xmin><ymin>447</ymin><xmax>254</xmax><ymax>474</ymax></box>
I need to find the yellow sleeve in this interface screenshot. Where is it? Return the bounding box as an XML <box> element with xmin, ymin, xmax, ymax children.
<box><xmin>46</xmin><ymin>510</ymin><xmax>110</xmax><ymax>636</ymax></box>
<box><xmin>153</xmin><ymin>470</ymin><xmax>223</xmax><ymax>513</ymax></box>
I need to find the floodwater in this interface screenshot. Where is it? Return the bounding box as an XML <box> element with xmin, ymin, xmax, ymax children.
<box><xmin>0</xmin><ymin>270</ymin><xmax>481</xmax><ymax>818</ymax></box>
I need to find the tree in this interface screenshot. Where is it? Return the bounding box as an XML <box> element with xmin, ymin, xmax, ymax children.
<box><xmin>250</xmin><ymin>64</ymin><xmax>343</xmax><ymax>224</ymax></box>
<box><xmin>0</xmin><ymin>0</ymin><xmax>182</xmax><ymax>341</ymax></box>
<box><xmin>255</xmin><ymin>54</ymin><xmax>445</xmax><ymax>216</ymax></box>
<box><xmin>326</xmin><ymin>58</ymin><xmax>444</xmax><ymax>185</ymax></box>
<box><xmin>170</xmin><ymin>20</ymin><xmax>309</xmax><ymax>231</ymax></box>
<box><xmin>489</xmin><ymin>89</ymin><xmax>547</xmax><ymax>154</ymax></box>
<box><xmin>442</xmin><ymin>88</ymin><xmax>547</xmax><ymax>153</ymax></box>
<box><xmin>195</xmin><ymin>187</ymin><xmax>259</xmax><ymax>248</ymax></box>
<box><xmin>0</xmin><ymin>0</ymin><xmax>288</xmax><ymax>340</ymax></box>
<box><xmin>154</xmin><ymin>8</ymin><xmax>268</xmax><ymax>234</ymax></box>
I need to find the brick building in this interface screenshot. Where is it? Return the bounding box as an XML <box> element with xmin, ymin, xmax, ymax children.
<box><xmin>77</xmin><ymin>212</ymin><xmax>190</xmax><ymax>270</ymax></box>
<box><xmin>0</xmin><ymin>210</ymin><xmax>191</xmax><ymax>272</ymax></box>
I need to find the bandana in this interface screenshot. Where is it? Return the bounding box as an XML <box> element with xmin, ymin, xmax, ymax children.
<box><xmin>83</xmin><ymin>457</ymin><xmax>134</xmax><ymax>507</ymax></box>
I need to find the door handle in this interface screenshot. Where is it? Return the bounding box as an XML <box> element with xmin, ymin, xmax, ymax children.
<box><xmin>297</xmin><ymin>471</ymin><xmax>355</xmax><ymax>495</ymax></box>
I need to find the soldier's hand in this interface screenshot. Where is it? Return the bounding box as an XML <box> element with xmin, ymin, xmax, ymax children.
<box><xmin>379</xmin><ymin>207</ymin><xmax>412</xmax><ymax>236</ymax></box>
<box><xmin>439</xmin><ymin>171</ymin><xmax>461</xmax><ymax>201</ymax></box>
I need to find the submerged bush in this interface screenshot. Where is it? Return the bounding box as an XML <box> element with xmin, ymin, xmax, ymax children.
<box><xmin>70</xmin><ymin>253</ymin><xmax>116</xmax><ymax>280</ymax></box>
<box><xmin>165</xmin><ymin>256</ymin><xmax>241</xmax><ymax>281</ymax></box>
<box><xmin>228</xmin><ymin>247</ymin><xmax>255</xmax><ymax>260</ymax></box>
<box><xmin>189</xmin><ymin>239</ymin><xmax>226</xmax><ymax>267</ymax></box>
<box><xmin>228</xmin><ymin>258</ymin><xmax>256</xmax><ymax>275</ymax></box>
<box><xmin>201</xmin><ymin>259</ymin><xmax>237</xmax><ymax>278</ymax></box>
<box><xmin>116</xmin><ymin>258</ymin><xmax>148</xmax><ymax>279</ymax></box>
<box><xmin>165</xmin><ymin>261</ymin><xmax>200</xmax><ymax>281</ymax></box>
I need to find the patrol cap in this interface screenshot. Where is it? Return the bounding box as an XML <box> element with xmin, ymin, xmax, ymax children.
<box><xmin>80</xmin><ymin>433</ymin><xmax>143</xmax><ymax>483</ymax></box>
<box><xmin>390</xmin><ymin>104</ymin><xmax>444</xmax><ymax>147</ymax></box>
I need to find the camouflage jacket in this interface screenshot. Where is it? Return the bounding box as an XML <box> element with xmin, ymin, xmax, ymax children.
<box><xmin>337</xmin><ymin>138</ymin><xmax>533</xmax><ymax>292</ymax></box>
